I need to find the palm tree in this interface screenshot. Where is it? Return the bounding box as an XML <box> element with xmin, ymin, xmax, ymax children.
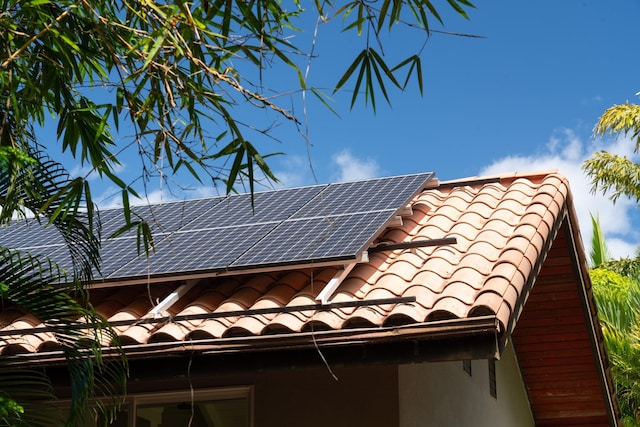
<box><xmin>0</xmin><ymin>145</ymin><xmax>126</xmax><ymax>426</ymax></box>
<box><xmin>590</xmin><ymin>213</ymin><xmax>640</xmax><ymax>425</ymax></box>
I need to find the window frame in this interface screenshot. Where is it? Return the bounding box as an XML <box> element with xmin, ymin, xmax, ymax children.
<box><xmin>122</xmin><ymin>385</ymin><xmax>253</xmax><ymax>427</ymax></box>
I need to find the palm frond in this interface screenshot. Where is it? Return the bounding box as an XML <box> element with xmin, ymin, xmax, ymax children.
<box><xmin>0</xmin><ymin>146</ymin><xmax>101</xmax><ymax>283</ymax></box>
<box><xmin>0</xmin><ymin>247</ymin><xmax>126</xmax><ymax>426</ymax></box>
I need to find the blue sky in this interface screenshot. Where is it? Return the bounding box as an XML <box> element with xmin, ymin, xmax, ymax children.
<box><xmin>75</xmin><ymin>1</ymin><xmax>640</xmax><ymax>259</ymax></box>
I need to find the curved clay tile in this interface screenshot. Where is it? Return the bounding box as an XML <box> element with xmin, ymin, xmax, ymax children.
<box><xmin>343</xmin><ymin>263</ymin><xmax>381</xmax><ymax>284</ymax></box>
<box><xmin>119</xmin><ymin>323</ymin><xmax>156</xmax><ymax>345</ymax></box>
<box><xmin>0</xmin><ymin>308</ymin><xmax>25</xmax><ymax>328</ymax></box>
<box><xmin>300</xmin><ymin>319</ymin><xmax>334</xmax><ymax>333</ymax></box>
<box><xmin>378</xmin><ymin>227</ymin><xmax>410</xmax><ymax>244</ymax></box>
<box><xmin>180</xmin><ymin>289</ymin><xmax>227</xmax><ymax>315</ymax></box>
<box><xmin>403</xmin><ymin>284</ymin><xmax>441</xmax><ymax>311</ymax></box>
<box><xmin>216</xmin><ymin>287</ymin><xmax>263</xmax><ymax>312</ymax></box>
<box><xmin>469</xmin><ymin>193</ymin><xmax>501</xmax><ymax>211</ymax></box>
<box><xmin>411</xmin><ymin>223</ymin><xmax>449</xmax><ymax>242</ymax></box>
<box><xmin>306</xmin><ymin>309</ymin><xmax>346</xmax><ymax>331</ymax></box>
<box><xmin>479</xmin><ymin>182</ymin><xmax>507</xmax><ymax>198</ymax></box>
<box><xmin>385</xmin><ymin>303</ymin><xmax>425</xmax><ymax>325</ymax></box>
<box><xmin>411</xmin><ymin>269</ymin><xmax>447</xmax><ymax>292</ymax></box>
<box><xmin>467</xmin><ymin>304</ymin><xmax>497</xmax><ymax>318</ymax></box>
<box><xmin>38</xmin><ymin>340</ymin><xmax>62</xmax><ymax>353</ymax></box>
<box><xmin>423</xmin><ymin>214</ymin><xmax>457</xmax><ymax>235</ymax></box>
<box><xmin>1</xmin><ymin>330</ymin><xmax>50</xmax><ymax>355</ymax></box>
<box><xmin>471</xmin><ymin>291</ymin><xmax>503</xmax><ymax>315</ymax></box>
<box><xmin>456</xmin><ymin>252</ymin><xmax>494</xmax><ymax>275</ymax></box>
<box><xmin>430</xmin><ymin>296</ymin><xmax>469</xmax><ymax>319</ymax></box>
<box><xmin>490</xmin><ymin>206</ymin><xmax>525</xmax><ymax>228</ymax></box>
<box><xmin>252</xmin><ymin>283</ymin><xmax>299</xmax><ymax>308</ymax></box>
<box><xmin>425</xmin><ymin>308</ymin><xmax>461</xmax><ymax>322</ymax></box>
<box><xmin>457</xmin><ymin>210</ymin><xmax>488</xmax><ymax>229</ymax></box>
<box><xmin>430</xmin><ymin>204</ymin><xmax>465</xmax><ymax>223</ymax></box>
<box><xmin>343</xmin><ymin>309</ymin><xmax>381</xmax><ymax>329</ymax></box>
<box><xmin>188</xmin><ymin>319</ymin><xmax>229</xmax><ymax>340</ymax></box>
<box><xmin>421</xmin><ymin>255</ymin><xmax>455</xmax><ymax>279</ymax></box>
<box><xmin>479</xmin><ymin>220</ymin><xmax>514</xmax><ymax>242</ymax></box>
<box><xmin>490</xmin><ymin>285</ymin><xmax>521</xmax><ymax>331</ymax></box>
<box><xmin>151</xmin><ymin>321</ymin><xmax>191</xmax><ymax>342</ymax></box>
<box><xmin>332</xmin><ymin>277</ymin><xmax>371</xmax><ymax>300</ymax></box>
<box><xmin>266</xmin><ymin>312</ymin><xmax>307</xmax><ymax>333</ymax></box>
<box><xmin>449</xmin><ymin>221</ymin><xmax>482</xmax><ymax>243</ymax></box>
<box><xmin>375</xmin><ymin>263</ymin><xmax>418</xmax><ymax>287</ymax></box>
<box><xmin>241</xmin><ymin>273</ymin><xmax>282</xmax><ymax>295</ymax></box>
<box><xmin>446</xmin><ymin>188</ymin><xmax>476</xmax><ymax>204</ymax></box>
<box><xmin>481</xmin><ymin>276</ymin><xmax>512</xmax><ymax>297</ymax></box>
<box><xmin>1</xmin><ymin>343</ymin><xmax>32</xmax><ymax>355</ymax></box>
<box><xmin>446</xmin><ymin>267</ymin><xmax>487</xmax><ymax>291</ymax></box>
<box><xmin>511</xmin><ymin>223</ymin><xmax>540</xmax><ymax>243</ymax></box>
<box><xmin>396</xmin><ymin>250</ymin><xmax>428</xmax><ymax>269</ymax></box>
<box><xmin>509</xmin><ymin>179</ymin><xmax>541</xmax><ymax>196</ymax></box>
<box><xmin>362</xmin><ymin>287</ymin><xmax>399</xmax><ymax>302</ymax></box>
<box><xmin>227</xmin><ymin>316</ymin><xmax>268</xmax><ymax>337</ymax></box>
<box><xmin>287</xmin><ymin>285</ymin><xmax>320</xmax><ymax>306</ymax></box>
<box><xmin>489</xmin><ymin>261</ymin><xmax>523</xmax><ymax>286</ymax></box>
<box><xmin>1</xmin><ymin>171</ymin><xmax>582</xmax><ymax>360</ymax></box>
<box><xmin>440</xmin><ymin>281</ymin><xmax>479</xmax><ymax>306</ymax></box>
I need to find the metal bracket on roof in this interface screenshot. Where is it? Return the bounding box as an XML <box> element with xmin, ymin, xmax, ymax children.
<box><xmin>149</xmin><ymin>279</ymin><xmax>198</xmax><ymax>318</ymax></box>
<box><xmin>316</xmin><ymin>263</ymin><xmax>358</xmax><ymax>305</ymax></box>
<box><xmin>388</xmin><ymin>215</ymin><xmax>404</xmax><ymax>227</ymax></box>
<box><xmin>368</xmin><ymin>237</ymin><xmax>457</xmax><ymax>253</ymax></box>
<box><xmin>398</xmin><ymin>205</ymin><xmax>413</xmax><ymax>217</ymax></box>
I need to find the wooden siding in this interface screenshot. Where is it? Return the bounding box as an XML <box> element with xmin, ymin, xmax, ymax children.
<box><xmin>513</xmin><ymin>225</ymin><xmax>612</xmax><ymax>426</ymax></box>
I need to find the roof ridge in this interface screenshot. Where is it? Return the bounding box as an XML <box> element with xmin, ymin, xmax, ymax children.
<box><xmin>437</xmin><ymin>169</ymin><xmax>561</xmax><ymax>189</ymax></box>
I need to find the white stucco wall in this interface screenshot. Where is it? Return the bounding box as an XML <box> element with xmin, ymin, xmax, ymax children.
<box><xmin>398</xmin><ymin>342</ymin><xmax>534</xmax><ymax>427</ymax></box>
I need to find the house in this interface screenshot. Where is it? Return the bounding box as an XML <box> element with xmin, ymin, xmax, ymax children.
<box><xmin>0</xmin><ymin>171</ymin><xmax>621</xmax><ymax>426</ymax></box>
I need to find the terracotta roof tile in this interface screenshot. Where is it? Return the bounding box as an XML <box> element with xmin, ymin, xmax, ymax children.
<box><xmin>1</xmin><ymin>171</ymin><xmax>573</xmax><ymax>353</ymax></box>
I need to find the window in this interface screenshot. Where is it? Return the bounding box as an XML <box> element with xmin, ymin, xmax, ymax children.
<box><xmin>57</xmin><ymin>387</ymin><xmax>252</xmax><ymax>427</ymax></box>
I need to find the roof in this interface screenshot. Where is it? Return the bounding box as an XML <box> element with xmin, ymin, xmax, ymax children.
<box><xmin>0</xmin><ymin>171</ymin><xmax>621</xmax><ymax>425</ymax></box>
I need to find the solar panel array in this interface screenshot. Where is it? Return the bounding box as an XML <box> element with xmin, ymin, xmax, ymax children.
<box><xmin>0</xmin><ymin>173</ymin><xmax>434</xmax><ymax>281</ymax></box>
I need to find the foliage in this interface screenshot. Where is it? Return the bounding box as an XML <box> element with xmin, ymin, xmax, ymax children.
<box><xmin>1</xmin><ymin>0</ymin><xmax>475</xmax><ymax>211</ymax></box>
<box><xmin>589</xmin><ymin>214</ymin><xmax>640</xmax><ymax>424</ymax></box>
<box><xmin>584</xmin><ymin>101</ymin><xmax>640</xmax><ymax>203</ymax></box>
<box><xmin>595</xmin><ymin>103</ymin><xmax>640</xmax><ymax>147</ymax></box>
<box><xmin>0</xmin><ymin>1</ymin><xmax>475</xmax><ymax>424</ymax></box>
<box><xmin>0</xmin><ymin>146</ymin><xmax>126</xmax><ymax>426</ymax></box>
<box><xmin>592</xmin><ymin>267</ymin><xmax>640</xmax><ymax>425</ymax></box>
<box><xmin>590</xmin><ymin>212</ymin><xmax>612</xmax><ymax>267</ymax></box>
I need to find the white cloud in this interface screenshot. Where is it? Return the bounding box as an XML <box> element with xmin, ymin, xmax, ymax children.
<box><xmin>270</xmin><ymin>155</ymin><xmax>316</xmax><ymax>188</ymax></box>
<box><xmin>479</xmin><ymin>129</ymin><xmax>640</xmax><ymax>259</ymax></box>
<box><xmin>268</xmin><ymin>150</ymin><xmax>381</xmax><ymax>188</ymax></box>
<box><xmin>332</xmin><ymin>150</ymin><xmax>380</xmax><ymax>182</ymax></box>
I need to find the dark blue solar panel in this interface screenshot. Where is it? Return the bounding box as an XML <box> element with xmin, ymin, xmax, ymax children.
<box><xmin>291</xmin><ymin>173</ymin><xmax>433</xmax><ymax>218</ymax></box>
<box><xmin>0</xmin><ymin>172</ymin><xmax>435</xmax><ymax>281</ymax></box>
<box><xmin>108</xmin><ymin>223</ymin><xmax>277</xmax><ymax>278</ymax></box>
<box><xmin>0</xmin><ymin>219</ymin><xmax>65</xmax><ymax>249</ymax></box>
<box><xmin>232</xmin><ymin>211</ymin><xmax>392</xmax><ymax>267</ymax></box>
<box><xmin>182</xmin><ymin>185</ymin><xmax>324</xmax><ymax>230</ymax></box>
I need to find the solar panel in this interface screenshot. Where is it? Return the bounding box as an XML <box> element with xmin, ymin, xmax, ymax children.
<box><xmin>291</xmin><ymin>173</ymin><xmax>432</xmax><ymax>218</ymax></box>
<box><xmin>0</xmin><ymin>172</ymin><xmax>435</xmax><ymax>281</ymax></box>
<box><xmin>0</xmin><ymin>219</ymin><xmax>65</xmax><ymax>249</ymax></box>
<box><xmin>182</xmin><ymin>185</ymin><xmax>324</xmax><ymax>230</ymax></box>
<box><xmin>109</xmin><ymin>223</ymin><xmax>278</xmax><ymax>277</ymax></box>
<box><xmin>232</xmin><ymin>211</ymin><xmax>393</xmax><ymax>268</ymax></box>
